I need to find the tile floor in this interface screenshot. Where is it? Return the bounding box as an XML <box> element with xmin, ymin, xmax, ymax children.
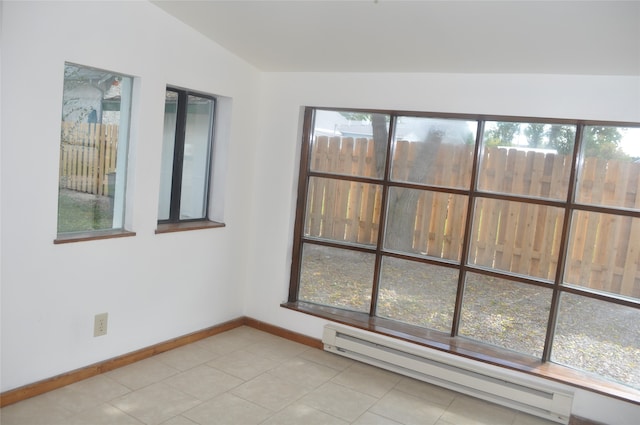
<box><xmin>1</xmin><ymin>326</ymin><xmax>560</xmax><ymax>425</ymax></box>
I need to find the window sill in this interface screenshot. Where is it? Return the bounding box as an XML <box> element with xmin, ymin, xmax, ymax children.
<box><xmin>155</xmin><ymin>220</ymin><xmax>225</xmax><ymax>234</ymax></box>
<box><xmin>281</xmin><ymin>301</ymin><xmax>640</xmax><ymax>405</ymax></box>
<box><xmin>54</xmin><ymin>229</ymin><xmax>136</xmax><ymax>244</ymax></box>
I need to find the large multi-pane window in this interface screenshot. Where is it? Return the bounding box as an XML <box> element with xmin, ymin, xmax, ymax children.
<box><xmin>158</xmin><ymin>88</ymin><xmax>215</xmax><ymax>223</ymax></box>
<box><xmin>288</xmin><ymin>108</ymin><xmax>640</xmax><ymax>391</ymax></box>
<box><xmin>57</xmin><ymin>63</ymin><xmax>133</xmax><ymax>236</ymax></box>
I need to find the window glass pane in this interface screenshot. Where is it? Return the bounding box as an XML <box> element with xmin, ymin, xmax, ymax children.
<box><xmin>157</xmin><ymin>90</ymin><xmax>178</xmax><ymax>221</ymax></box>
<box><xmin>391</xmin><ymin>117</ymin><xmax>476</xmax><ymax>189</ymax></box>
<box><xmin>460</xmin><ymin>273</ymin><xmax>552</xmax><ymax>358</ymax></box>
<box><xmin>58</xmin><ymin>63</ymin><xmax>132</xmax><ymax>233</ymax></box>
<box><xmin>291</xmin><ymin>107</ymin><xmax>640</xmax><ymax>393</ymax></box>
<box><xmin>552</xmin><ymin>293</ymin><xmax>640</xmax><ymax>389</ymax></box>
<box><xmin>478</xmin><ymin>122</ymin><xmax>576</xmax><ymax>200</ymax></box>
<box><xmin>576</xmin><ymin>126</ymin><xmax>640</xmax><ymax>210</ymax></box>
<box><xmin>385</xmin><ymin>187</ymin><xmax>468</xmax><ymax>261</ymax></box>
<box><xmin>304</xmin><ymin>176</ymin><xmax>382</xmax><ymax>246</ymax></box>
<box><xmin>565</xmin><ymin>211</ymin><xmax>640</xmax><ymax>300</ymax></box>
<box><xmin>469</xmin><ymin>198</ymin><xmax>564</xmax><ymax>280</ymax></box>
<box><xmin>377</xmin><ymin>257</ymin><xmax>457</xmax><ymax>332</ymax></box>
<box><xmin>311</xmin><ymin>110</ymin><xmax>389</xmax><ymax>179</ymax></box>
<box><xmin>299</xmin><ymin>244</ymin><xmax>373</xmax><ymax>313</ymax></box>
<box><xmin>179</xmin><ymin>95</ymin><xmax>214</xmax><ymax>219</ymax></box>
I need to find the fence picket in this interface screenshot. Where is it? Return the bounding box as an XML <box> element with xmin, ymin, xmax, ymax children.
<box><xmin>97</xmin><ymin>124</ymin><xmax>106</xmax><ymax>196</ymax></box>
<box><xmin>106</xmin><ymin>125</ymin><xmax>117</xmax><ymax>195</ymax></box>
<box><xmin>358</xmin><ymin>139</ymin><xmax>380</xmax><ymax>245</ymax></box>
<box><xmin>392</xmin><ymin>141</ymin><xmax>410</xmax><ymax>181</ymax></box>
<box><xmin>619</xmin><ymin>166</ymin><xmax>640</xmax><ymax>298</ymax></box>
<box><xmin>59</xmin><ymin>127</ymin><xmax>638</xmax><ymax>297</ymax></box>
<box><xmin>321</xmin><ymin>137</ymin><xmax>341</xmax><ymax>239</ymax></box>
<box><xmin>59</xmin><ymin>122</ymin><xmax>118</xmax><ymax>196</ymax></box>
<box><xmin>303</xmin><ymin>136</ymin><xmax>639</xmax><ymax>297</ymax></box>
<box><xmin>346</xmin><ymin>138</ymin><xmax>368</xmax><ymax>242</ymax></box>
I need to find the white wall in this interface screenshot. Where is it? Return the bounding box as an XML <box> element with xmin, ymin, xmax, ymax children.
<box><xmin>0</xmin><ymin>0</ymin><xmax>260</xmax><ymax>391</ymax></box>
<box><xmin>245</xmin><ymin>72</ymin><xmax>640</xmax><ymax>423</ymax></box>
<box><xmin>2</xmin><ymin>0</ymin><xmax>640</xmax><ymax>422</ymax></box>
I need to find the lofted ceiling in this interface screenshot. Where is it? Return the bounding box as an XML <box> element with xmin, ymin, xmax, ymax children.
<box><xmin>151</xmin><ymin>0</ymin><xmax>640</xmax><ymax>75</ymax></box>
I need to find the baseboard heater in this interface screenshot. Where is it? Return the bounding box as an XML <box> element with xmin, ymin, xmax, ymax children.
<box><xmin>322</xmin><ymin>324</ymin><xmax>573</xmax><ymax>424</ymax></box>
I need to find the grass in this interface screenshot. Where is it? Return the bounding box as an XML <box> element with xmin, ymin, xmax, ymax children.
<box><xmin>57</xmin><ymin>189</ymin><xmax>114</xmax><ymax>233</ymax></box>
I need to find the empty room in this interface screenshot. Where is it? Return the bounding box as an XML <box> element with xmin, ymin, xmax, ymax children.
<box><xmin>1</xmin><ymin>1</ymin><xmax>639</xmax><ymax>424</ymax></box>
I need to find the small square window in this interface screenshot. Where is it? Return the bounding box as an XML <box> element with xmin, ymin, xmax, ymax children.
<box><xmin>57</xmin><ymin>63</ymin><xmax>133</xmax><ymax>236</ymax></box>
<box><xmin>158</xmin><ymin>88</ymin><xmax>215</xmax><ymax>223</ymax></box>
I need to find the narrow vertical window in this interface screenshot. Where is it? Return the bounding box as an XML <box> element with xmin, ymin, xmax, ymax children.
<box><xmin>57</xmin><ymin>63</ymin><xmax>133</xmax><ymax>236</ymax></box>
<box><xmin>158</xmin><ymin>88</ymin><xmax>215</xmax><ymax>222</ymax></box>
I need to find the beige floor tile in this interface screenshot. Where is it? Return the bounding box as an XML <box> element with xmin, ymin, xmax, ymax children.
<box><xmin>268</xmin><ymin>357</ymin><xmax>339</xmax><ymax>390</ymax></box>
<box><xmin>66</xmin><ymin>403</ymin><xmax>144</xmax><ymax>425</ymax></box>
<box><xmin>165</xmin><ymin>364</ymin><xmax>243</xmax><ymax>400</ymax></box>
<box><xmin>299</xmin><ymin>381</ymin><xmax>377</xmax><ymax>422</ymax></box>
<box><xmin>206</xmin><ymin>348</ymin><xmax>281</xmax><ymax>380</ymax></box>
<box><xmin>155</xmin><ymin>342</ymin><xmax>221</xmax><ymax>371</ymax></box>
<box><xmin>231</xmin><ymin>372</ymin><xmax>309</xmax><ymax>411</ymax></box>
<box><xmin>194</xmin><ymin>330</ymin><xmax>255</xmax><ymax>355</ymax></box>
<box><xmin>0</xmin><ymin>328</ymin><xmax>580</xmax><ymax>425</ymax></box>
<box><xmin>243</xmin><ymin>337</ymin><xmax>310</xmax><ymax>360</ymax></box>
<box><xmin>393</xmin><ymin>377</ymin><xmax>457</xmax><ymax>407</ymax></box>
<box><xmin>331</xmin><ymin>362</ymin><xmax>402</xmax><ymax>398</ymax></box>
<box><xmin>160</xmin><ymin>415</ymin><xmax>199</xmax><ymax>425</ymax></box>
<box><xmin>106</xmin><ymin>357</ymin><xmax>180</xmax><ymax>390</ymax></box>
<box><xmin>182</xmin><ymin>393</ymin><xmax>271</xmax><ymax>425</ymax></box>
<box><xmin>352</xmin><ymin>411</ymin><xmax>404</xmax><ymax>425</ymax></box>
<box><xmin>434</xmin><ymin>420</ymin><xmax>458</xmax><ymax>425</ymax></box>
<box><xmin>111</xmin><ymin>382</ymin><xmax>200</xmax><ymax>425</ymax></box>
<box><xmin>39</xmin><ymin>384</ymin><xmax>104</xmax><ymax>414</ymax></box>
<box><xmin>66</xmin><ymin>374</ymin><xmax>131</xmax><ymax>402</ymax></box>
<box><xmin>439</xmin><ymin>394</ymin><xmax>518</xmax><ymax>425</ymax></box>
<box><xmin>299</xmin><ymin>348</ymin><xmax>354</xmax><ymax>371</ymax></box>
<box><xmin>227</xmin><ymin>326</ymin><xmax>284</xmax><ymax>343</ymax></box>
<box><xmin>369</xmin><ymin>389</ymin><xmax>446</xmax><ymax>425</ymax></box>
<box><xmin>512</xmin><ymin>411</ymin><xmax>562</xmax><ymax>425</ymax></box>
<box><xmin>0</xmin><ymin>395</ymin><xmax>73</xmax><ymax>425</ymax></box>
<box><xmin>261</xmin><ymin>403</ymin><xmax>349</xmax><ymax>425</ymax></box>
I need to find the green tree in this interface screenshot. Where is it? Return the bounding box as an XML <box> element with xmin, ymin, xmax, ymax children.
<box><xmin>524</xmin><ymin>124</ymin><xmax>546</xmax><ymax>148</ymax></box>
<box><xmin>485</xmin><ymin>122</ymin><xmax>520</xmax><ymax>146</ymax></box>
<box><xmin>582</xmin><ymin>126</ymin><xmax>627</xmax><ymax>160</ymax></box>
<box><xmin>548</xmin><ymin>125</ymin><xmax>576</xmax><ymax>155</ymax></box>
<box><xmin>546</xmin><ymin>126</ymin><xmax>628</xmax><ymax>160</ymax></box>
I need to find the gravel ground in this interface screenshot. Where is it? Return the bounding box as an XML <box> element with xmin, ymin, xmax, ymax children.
<box><xmin>299</xmin><ymin>244</ymin><xmax>640</xmax><ymax>389</ymax></box>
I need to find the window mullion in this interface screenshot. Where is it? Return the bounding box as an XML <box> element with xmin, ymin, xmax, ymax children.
<box><xmin>451</xmin><ymin>120</ymin><xmax>485</xmax><ymax>337</ymax></box>
<box><xmin>288</xmin><ymin>108</ymin><xmax>315</xmax><ymax>302</ymax></box>
<box><xmin>541</xmin><ymin>124</ymin><xmax>585</xmax><ymax>361</ymax></box>
<box><xmin>370</xmin><ymin>115</ymin><xmax>396</xmax><ymax>317</ymax></box>
<box><xmin>169</xmin><ymin>91</ymin><xmax>188</xmax><ymax>221</ymax></box>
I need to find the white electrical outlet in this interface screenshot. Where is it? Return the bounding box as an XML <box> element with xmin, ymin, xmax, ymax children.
<box><xmin>94</xmin><ymin>313</ymin><xmax>108</xmax><ymax>337</ymax></box>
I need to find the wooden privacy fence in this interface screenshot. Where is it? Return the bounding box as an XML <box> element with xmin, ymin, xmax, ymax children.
<box><xmin>59</xmin><ymin>122</ymin><xmax>118</xmax><ymax>196</ymax></box>
<box><xmin>305</xmin><ymin>136</ymin><xmax>640</xmax><ymax>298</ymax></box>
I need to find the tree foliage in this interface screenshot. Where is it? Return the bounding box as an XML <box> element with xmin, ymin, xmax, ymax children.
<box><xmin>547</xmin><ymin>125</ymin><xmax>576</xmax><ymax>155</ymax></box>
<box><xmin>524</xmin><ymin>124</ymin><xmax>545</xmax><ymax>148</ymax></box>
<box><xmin>485</xmin><ymin>122</ymin><xmax>520</xmax><ymax>146</ymax></box>
<box><xmin>582</xmin><ymin>126</ymin><xmax>625</xmax><ymax>160</ymax></box>
<box><xmin>485</xmin><ymin>122</ymin><xmax>629</xmax><ymax>160</ymax></box>
<box><xmin>338</xmin><ymin>114</ymin><xmax>630</xmax><ymax>161</ymax></box>
<box><xmin>339</xmin><ymin>112</ymin><xmax>373</xmax><ymax>122</ymax></box>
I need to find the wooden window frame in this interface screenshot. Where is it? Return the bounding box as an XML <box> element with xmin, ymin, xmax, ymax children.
<box><xmin>283</xmin><ymin>106</ymin><xmax>640</xmax><ymax>404</ymax></box>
